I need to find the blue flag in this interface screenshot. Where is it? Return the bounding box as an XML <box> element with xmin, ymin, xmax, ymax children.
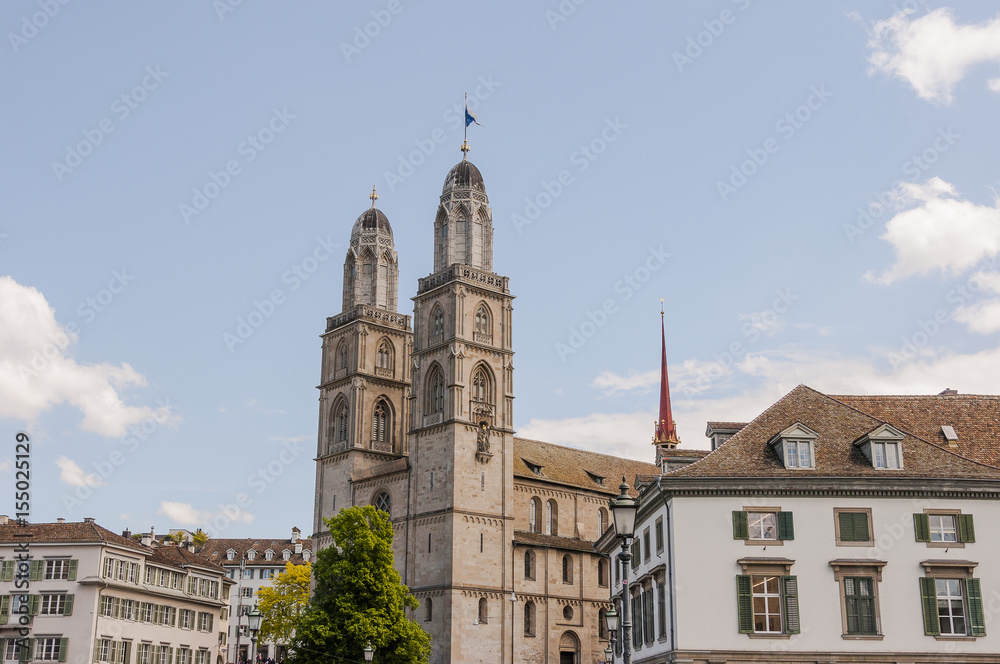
<box><xmin>465</xmin><ymin>105</ymin><xmax>482</xmax><ymax>127</ymax></box>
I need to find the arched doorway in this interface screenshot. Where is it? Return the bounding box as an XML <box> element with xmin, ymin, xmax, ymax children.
<box><xmin>559</xmin><ymin>631</ymin><xmax>580</xmax><ymax>664</ymax></box>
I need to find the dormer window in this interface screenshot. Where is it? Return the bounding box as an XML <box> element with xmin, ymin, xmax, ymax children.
<box><xmin>768</xmin><ymin>423</ymin><xmax>818</xmax><ymax>470</ymax></box>
<box><xmin>523</xmin><ymin>459</ymin><xmax>543</xmax><ymax>476</ymax></box>
<box><xmin>585</xmin><ymin>471</ymin><xmax>605</xmax><ymax>486</ymax></box>
<box><xmin>264</xmin><ymin>549</ymin><xmax>274</xmax><ymax>561</ymax></box>
<box><xmin>854</xmin><ymin>424</ymin><xmax>905</xmax><ymax>470</ymax></box>
<box><xmin>226</xmin><ymin>549</ymin><xmax>235</xmax><ymax>561</ymax></box>
<box><xmin>246</xmin><ymin>550</ymin><xmax>255</xmax><ymax>561</ymax></box>
<box><xmin>282</xmin><ymin>550</ymin><xmax>291</xmax><ymax>561</ymax></box>
<box><xmin>302</xmin><ymin>550</ymin><xmax>311</xmax><ymax>561</ymax></box>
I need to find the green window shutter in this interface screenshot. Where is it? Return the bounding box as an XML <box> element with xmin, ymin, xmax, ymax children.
<box><xmin>29</xmin><ymin>561</ymin><xmax>43</xmax><ymax>581</ymax></box>
<box><xmin>0</xmin><ymin>595</ymin><xmax>10</xmax><ymax>624</ymax></box>
<box><xmin>63</xmin><ymin>595</ymin><xmax>74</xmax><ymax>616</ymax></box>
<box><xmin>29</xmin><ymin>595</ymin><xmax>40</xmax><ymax>616</ymax></box>
<box><xmin>919</xmin><ymin>577</ymin><xmax>940</xmax><ymax>635</ymax></box>
<box><xmin>67</xmin><ymin>560</ymin><xmax>78</xmax><ymax>581</ymax></box>
<box><xmin>854</xmin><ymin>512</ymin><xmax>871</xmax><ymax>542</ymax></box>
<box><xmin>94</xmin><ymin>640</ymin><xmax>102</xmax><ymax>663</ymax></box>
<box><xmin>777</xmin><ymin>512</ymin><xmax>794</xmax><ymax>541</ymax></box>
<box><xmin>20</xmin><ymin>639</ymin><xmax>34</xmax><ymax>663</ymax></box>
<box><xmin>59</xmin><ymin>638</ymin><xmax>68</xmax><ymax>663</ymax></box>
<box><xmin>123</xmin><ymin>642</ymin><xmax>132</xmax><ymax>664</ymax></box>
<box><xmin>732</xmin><ymin>511</ymin><xmax>748</xmax><ymax>540</ymax></box>
<box><xmin>736</xmin><ymin>575</ymin><xmax>754</xmax><ymax>633</ymax></box>
<box><xmin>782</xmin><ymin>576</ymin><xmax>800</xmax><ymax>634</ymax></box>
<box><xmin>968</xmin><ymin>578</ymin><xmax>986</xmax><ymax>636</ymax></box>
<box><xmin>913</xmin><ymin>513</ymin><xmax>930</xmax><ymax>542</ymax></box>
<box><xmin>0</xmin><ymin>560</ymin><xmax>14</xmax><ymax>582</ymax></box>
<box><xmin>838</xmin><ymin>512</ymin><xmax>854</xmax><ymax>542</ymax></box>
<box><xmin>959</xmin><ymin>514</ymin><xmax>976</xmax><ymax>543</ymax></box>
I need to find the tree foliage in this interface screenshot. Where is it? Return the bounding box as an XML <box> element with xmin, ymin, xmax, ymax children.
<box><xmin>290</xmin><ymin>506</ymin><xmax>430</xmax><ymax>664</ymax></box>
<box><xmin>257</xmin><ymin>562</ymin><xmax>311</xmax><ymax>645</ymax></box>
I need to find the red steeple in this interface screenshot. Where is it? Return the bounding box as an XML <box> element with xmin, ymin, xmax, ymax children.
<box><xmin>653</xmin><ymin>302</ymin><xmax>679</xmax><ymax>447</ymax></box>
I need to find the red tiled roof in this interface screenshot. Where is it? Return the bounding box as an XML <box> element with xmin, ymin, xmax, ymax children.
<box><xmin>0</xmin><ymin>520</ymin><xmax>148</xmax><ymax>551</ymax></box>
<box><xmin>513</xmin><ymin>437</ymin><xmax>658</xmax><ymax>496</ymax></box>
<box><xmin>200</xmin><ymin>538</ymin><xmax>313</xmax><ymax>566</ymax></box>
<box><xmin>149</xmin><ymin>545</ymin><xmax>226</xmax><ymax>572</ymax></box>
<box><xmin>668</xmin><ymin>385</ymin><xmax>1000</xmax><ymax>480</ymax></box>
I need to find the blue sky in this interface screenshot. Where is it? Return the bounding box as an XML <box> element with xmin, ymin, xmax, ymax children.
<box><xmin>3</xmin><ymin>1</ymin><xmax>1000</xmax><ymax>538</ymax></box>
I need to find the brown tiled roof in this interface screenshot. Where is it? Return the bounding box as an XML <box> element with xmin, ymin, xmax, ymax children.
<box><xmin>513</xmin><ymin>530</ymin><xmax>596</xmax><ymax>553</ymax></box>
<box><xmin>706</xmin><ymin>421</ymin><xmax>749</xmax><ymax>431</ymax></box>
<box><xmin>668</xmin><ymin>385</ymin><xmax>1000</xmax><ymax>480</ymax></box>
<box><xmin>660</xmin><ymin>449</ymin><xmax>709</xmax><ymax>458</ymax></box>
<box><xmin>0</xmin><ymin>520</ymin><xmax>148</xmax><ymax>552</ymax></box>
<box><xmin>200</xmin><ymin>538</ymin><xmax>313</xmax><ymax>566</ymax></box>
<box><xmin>149</xmin><ymin>545</ymin><xmax>226</xmax><ymax>572</ymax></box>
<box><xmin>831</xmin><ymin>394</ymin><xmax>1000</xmax><ymax>467</ymax></box>
<box><xmin>513</xmin><ymin>437</ymin><xmax>658</xmax><ymax>496</ymax></box>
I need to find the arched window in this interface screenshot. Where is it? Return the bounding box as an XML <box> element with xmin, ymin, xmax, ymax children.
<box><xmin>546</xmin><ymin>499</ymin><xmax>558</xmax><ymax>536</ymax></box>
<box><xmin>598</xmin><ymin>559</ymin><xmax>608</xmax><ymax>587</ymax></box>
<box><xmin>246</xmin><ymin>550</ymin><xmax>255</xmax><ymax>561</ymax></box>
<box><xmin>424</xmin><ymin>598</ymin><xmax>432</xmax><ymax>622</ymax></box>
<box><xmin>329</xmin><ymin>400</ymin><xmax>349</xmax><ymax>447</ymax></box>
<box><xmin>337</xmin><ymin>341</ymin><xmax>348</xmax><ymax>370</ymax></box>
<box><xmin>376</xmin><ymin>340</ymin><xmax>393</xmax><ymax>370</ymax></box>
<box><xmin>427</xmin><ymin>367</ymin><xmax>445</xmax><ymax>414</ymax></box>
<box><xmin>598</xmin><ymin>507</ymin><xmax>608</xmax><ymax>535</ymax></box>
<box><xmin>529</xmin><ymin>497</ymin><xmax>541</xmax><ymax>533</ymax></box>
<box><xmin>523</xmin><ymin>601</ymin><xmax>535</xmax><ymax>636</ymax></box>
<box><xmin>477</xmin><ymin>597</ymin><xmax>488</xmax><ymax>624</ymax></box>
<box><xmin>372</xmin><ymin>400</ymin><xmax>390</xmax><ymax>443</ymax></box>
<box><xmin>264</xmin><ymin>549</ymin><xmax>273</xmax><ymax>561</ymax></box>
<box><xmin>599</xmin><ymin>608</ymin><xmax>609</xmax><ymax>640</ymax></box>
<box><xmin>373</xmin><ymin>491</ymin><xmax>391</xmax><ymax>516</ymax></box>
<box><xmin>524</xmin><ymin>550</ymin><xmax>535</xmax><ymax>580</ymax></box>
<box><xmin>475</xmin><ymin>304</ymin><xmax>491</xmax><ymax>335</ymax></box>
<box><xmin>471</xmin><ymin>366</ymin><xmax>491</xmax><ymax>404</ymax></box>
<box><xmin>431</xmin><ymin>307</ymin><xmax>444</xmax><ymax>336</ymax></box>
<box><xmin>562</xmin><ymin>554</ymin><xmax>573</xmax><ymax>584</ymax></box>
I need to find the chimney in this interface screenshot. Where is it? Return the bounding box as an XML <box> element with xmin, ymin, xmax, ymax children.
<box><xmin>939</xmin><ymin>388</ymin><xmax>959</xmax><ymax>396</ymax></box>
<box><xmin>83</xmin><ymin>517</ymin><xmax>95</xmax><ymax>524</ymax></box>
<box><xmin>291</xmin><ymin>527</ymin><xmax>300</xmax><ymax>544</ymax></box>
<box><xmin>141</xmin><ymin>532</ymin><xmax>152</xmax><ymax>547</ymax></box>
<box><xmin>186</xmin><ymin>542</ymin><xmax>196</xmax><ymax>553</ymax></box>
<box><xmin>57</xmin><ymin>518</ymin><xmax>66</xmax><ymax>524</ymax></box>
<box><xmin>122</xmin><ymin>530</ymin><xmax>131</xmax><ymax>539</ymax></box>
<box><xmin>0</xmin><ymin>515</ymin><xmax>9</xmax><ymax>525</ymax></box>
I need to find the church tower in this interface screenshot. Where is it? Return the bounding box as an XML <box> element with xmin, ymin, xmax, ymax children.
<box><xmin>405</xmin><ymin>144</ymin><xmax>516</xmax><ymax>664</ymax></box>
<box><xmin>312</xmin><ymin>189</ymin><xmax>413</xmax><ymax>551</ymax></box>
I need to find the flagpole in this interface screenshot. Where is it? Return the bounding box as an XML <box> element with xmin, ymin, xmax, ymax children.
<box><xmin>464</xmin><ymin>91</ymin><xmax>468</xmax><ymax>146</ymax></box>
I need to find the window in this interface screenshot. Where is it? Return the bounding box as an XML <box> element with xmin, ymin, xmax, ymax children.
<box><xmin>919</xmin><ymin>562</ymin><xmax>985</xmax><ymax>637</ymax></box>
<box><xmin>226</xmin><ymin>550</ymin><xmax>235</xmax><ymax>561</ymax></box>
<box><xmin>198</xmin><ymin>612</ymin><xmax>214</xmax><ymax>631</ymax></box>
<box><xmin>478</xmin><ymin>598</ymin><xmax>488</xmax><ymax>624</ymax></box>
<box><xmin>524</xmin><ymin>550</ymin><xmax>535</xmax><ymax>580</ymax></box>
<box><xmin>474</xmin><ymin>305</ymin><xmax>491</xmax><ymax>335</ymax></box>
<box><xmin>138</xmin><ymin>644</ymin><xmax>151</xmax><ymax>664</ymax></box>
<box><xmin>424</xmin><ymin>598</ymin><xmax>432</xmax><ymax>622</ymax></box>
<box><xmin>40</xmin><ymin>594</ymin><xmax>72</xmax><ymax>616</ymax></box>
<box><xmin>835</xmin><ymin>509</ymin><xmax>873</xmax><ymax>545</ymax></box>
<box><xmin>471</xmin><ymin>366</ymin><xmax>491</xmax><ymax>404</ymax></box>
<box><xmin>195</xmin><ymin>652</ymin><xmax>209</xmax><ymax>664</ymax></box>
<box><xmin>597</xmin><ymin>559</ymin><xmax>608</xmax><ymax>587</ymax></box>
<box><xmin>631</xmin><ymin>593</ymin><xmax>642</xmax><ymax>647</ymax></box>
<box><xmin>643</xmin><ymin>587</ymin><xmax>654</xmax><ymax>644</ymax></box>
<box><xmin>303</xmin><ymin>550</ymin><xmax>311</xmax><ymax>561</ymax></box>
<box><xmin>529</xmin><ymin>497</ymin><xmax>541</xmax><ymax>534</ymax></box>
<box><xmin>374</xmin><ymin>491</ymin><xmax>391</xmax><ymax>515</ymax></box>
<box><xmin>524</xmin><ymin>601</ymin><xmax>535</xmax><ymax>636</ymax></box>
<box><xmin>768</xmin><ymin>423</ymin><xmax>818</xmax><ymax>469</ymax></box>
<box><xmin>44</xmin><ymin>559</ymin><xmax>76</xmax><ymax>581</ymax></box>
<box><xmin>428</xmin><ymin>367</ymin><xmax>445</xmax><ymax>414</ymax></box>
<box><xmin>844</xmin><ymin>577</ymin><xmax>877</xmax><ymax>635</ymax></box>
<box><xmin>854</xmin><ymin>423</ymin><xmax>906</xmax><ymax>469</ymax></box>
<box><xmin>598</xmin><ymin>608</ymin><xmax>609</xmax><ymax>640</ymax></box>
<box><xmin>264</xmin><ymin>549</ymin><xmax>273</xmax><ymax>561</ymax></box>
<box><xmin>181</xmin><ymin>609</ymin><xmax>193</xmax><ymax>629</ymax></box>
<box><xmin>260</xmin><ymin>569</ymin><xmax>274</xmax><ymax>580</ymax></box>
<box><xmin>373</xmin><ymin>400</ymin><xmax>390</xmax><ymax>443</ymax></box>
<box><xmin>598</xmin><ymin>508</ymin><xmax>606</xmax><ymax>535</ymax></box>
<box><xmin>657</xmin><ymin>581</ymin><xmax>667</xmax><ymax>638</ymax></box>
<box><xmin>246</xmin><ymin>550</ymin><xmax>255</xmax><ymax>561</ymax></box>
<box><xmin>35</xmin><ymin>638</ymin><xmax>65</xmax><ymax>662</ymax></box>
<box><xmin>337</xmin><ymin>342</ymin><xmax>348</xmax><ymax>370</ymax></box>
<box><xmin>733</xmin><ymin>509</ymin><xmax>793</xmax><ymax>543</ymax></box>
<box><xmin>282</xmin><ymin>550</ymin><xmax>291</xmax><ymax>561</ymax></box>
<box><xmin>243</xmin><ymin>568</ymin><xmax>254</xmax><ymax>579</ymax></box>
<box><xmin>872</xmin><ymin>441</ymin><xmax>901</xmax><ymax>468</ymax></box>
<box><xmin>432</xmin><ymin>307</ymin><xmax>444</xmax><ymax>336</ymax></box>
<box><xmin>655</xmin><ymin>517</ymin><xmax>664</xmax><ymax>552</ymax></box>
<box><xmin>562</xmin><ymin>605</ymin><xmax>573</xmax><ymax>620</ymax></box>
<box><xmin>176</xmin><ymin>649</ymin><xmax>190</xmax><ymax>664</ymax></box>
<box><xmin>562</xmin><ymin>555</ymin><xmax>573</xmax><ymax>584</ymax></box>
<box><xmin>376</xmin><ymin>340</ymin><xmax>393</xmax><ymax>370</ymax></box>
<box><xmin>785</xmin><ymin>440</ymin><xmax>814</xmax><ymax>468</ymax></box>
<box><xmin>545</xmin><ymin>500</ymin><xmax>558</xmax><ymax>536</ymax></box>
<box><xmin>643</xmin><ymin>528</ymin><xmax>651</xmax><ymax>562</ymax></box>
<box><xmin>736</xmin><ymin>560</ymin><xmax>799</xmax><ymax>635</ymax></box>
<box><xmin>240</xmin><ymin>587</ymin><xmax>253</xmax><ymax>598</ymax></box>
<box><xmin>914</xmin><ymin>511</ymin><xmax>974</xmax><ymax>545</ymax></box>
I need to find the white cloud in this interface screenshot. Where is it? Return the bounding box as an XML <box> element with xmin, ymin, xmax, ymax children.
<box><xmin>56</xmin><ymin>456</ymin><xmax>105</xmax><ymax>488</ymax></box>
<box><xmin>954</xmin><ymin>271</ymin><xmax>1000</xmax><ymax>333</ymax></box>
<box><xmin>0</xmin><ymin>277</ymin><xmax>178</xmax><ymax>437</ymax></box>
<box><xmin>738</xmin><ymin>309</ymin><xmax>786</xmax><ymax>337</ymax></box>
<box><xmin>592</xmin><ymin>369</ymin><xmax>658</xmax><ymax>395</ymax></box>
<box><xmin>158</xmin><ymin>501</ymin><xmax>254</xmax><ymax>528</ymax></box>
<box><xmin>866</xmin><ymin>7</ymin><xmax>1000</xmax><ymax>104</ymax></box>
<box><xmin>866</xmin><ymin>179</ymin><xmax>1000</xmax><ymax>285</ymax></box>
<box><xmin>245</xmin><ymin>398</ymin><xmax>286</xmax><ymax>416</ymax></box>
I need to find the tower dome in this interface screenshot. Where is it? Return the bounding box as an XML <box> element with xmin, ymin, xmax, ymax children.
<box><xmin>343</xmin><ymin>187</ymin><xmax>399</xmax><ymax>312</ymax></box>
<box><xmin>433</xmin><ymin>150</ymin><xmax>494</xmax><ymax>273</ymax></box>
<box><xmin>442</xmin><ymin>159</ymin><xmax>486</xmax><ymax>195</ymax></box>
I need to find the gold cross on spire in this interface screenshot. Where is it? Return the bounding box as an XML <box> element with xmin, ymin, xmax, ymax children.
<box><xmin>369</xmin><ymin>185</ymin><xmax>378</xmax><ymax>208</ymax></box>
<box><xmin>460</xmin><ymin>139</ymin><xmax>470</xmax><ymax>159</ymax></box>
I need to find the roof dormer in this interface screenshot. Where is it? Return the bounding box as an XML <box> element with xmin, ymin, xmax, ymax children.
<box><xmin>854</xmin><ymin>423</ymin><xmax>905</xmax><ymax>469</ymax></box>
<box><xmin>767</xmin><ymin>422</ymin><xmax>818</xmax><ymax>469</ymax></box>
<box><xmin>282</xmin><ymin>549</ymin><xmax>291</xmax><ymax>561</ymax></box>
<box><xmin>264</xmin><ymin>549</ymin><xmax>274</xmax><ymax>561</ymax></box>
<box><xmin>226</xmin><ymin>549</ymin><xmax>236</xmax><ymax>561</ymax></box>
<box><xmin>246</xmin><ymin>549</ymin><xmax>256</xmax><ymax>561</ymax></box>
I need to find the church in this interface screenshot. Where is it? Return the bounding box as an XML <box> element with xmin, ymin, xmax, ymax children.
<box><xmin>310</xmin><ymin>140</ymin><xmax>660</xmax><ymax>664</ymax></box>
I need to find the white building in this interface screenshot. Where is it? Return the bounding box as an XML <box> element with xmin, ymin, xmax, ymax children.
<box><xmin>599</xmin><ymin>385</ymin><xmax>1000</xmax><ymax>664</ymax></box>
<box><xmin>0</xmin><ymin>518</ymin><xmax>232</xmax><ymax>664</ymax></box>
<box><xmin>199</xmin><ymin>529</ymin><xmax>312</xmax><ymax>664</ymax></box>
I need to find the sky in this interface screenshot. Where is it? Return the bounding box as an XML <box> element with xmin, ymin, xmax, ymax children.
<box><xmin>2</xmin><ymin>1</ymin><xmax>1000</xmax><ymax>539</ymax></box>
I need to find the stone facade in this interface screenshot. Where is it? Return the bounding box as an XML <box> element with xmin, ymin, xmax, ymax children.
<box><xmin>312</xmin><ymin>151</ymin><xmax>657</xmax><ymax>664</ymax></box>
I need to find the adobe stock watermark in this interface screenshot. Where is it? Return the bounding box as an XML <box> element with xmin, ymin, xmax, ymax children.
<box><xmin>672</xmin><ymin>0</ymin><xmax>751</xmax><ymax>73</ymax></box>
<box><xmin>223</xmin><ymin>236</ymin><xmax>338</xmax><ymax>352</ymax></box>
<box><xmin>545</xmin><ymin>0</ymin><xmax>588</xmax><ymax>31</ymax></box>
<box><xmin>684</xmin><ymin>288</ymin><xmax>799</xmax><ymax>394</ymax></box>
<box><xmin>842</xmin><ymin>127</ymin><xmax>959</xmax><ymax>244</ymax></box>
<box><xmin>555</xmin><ymin>245</ymin><xmax>670</xmax><ymax>362</ymax></box>
<box><xmin>213</xmin><ymin>0</ymin><xmax>246</xmax><ymax>21</ymax></box>
<box><xmin>8</xmin><ymin>0</ymin><xmax>71</xmax><ymax>54</ymax></box>
<box><xmin>16</xmin><ymin>268</ymin><xmax>135</xmax><ymax>383</ymax></box>
<box><xmin>716</xmin><ymin>85</ymin><xmax>832</xmax><ymax>202</ymax></box>
<box><xmin>512</xmin><ymin>117</ymin><xmax>627</xmax><ymax>234</ymax></box>
<box><xmin>340</xmin><ymin>0</ymin><xmax>407</xmax><ymax>63</ymax></box>
<box><xmin>179</xmin><ymin>107</ymin><xmax>294</xmax><ymax>223</ymax></box>
<box><xmin>52</xmin><ymin>66</ymin><xmax>168</xmax><ymax>182</ymax></box>
<box><xmin>382</xmin><ymin>76</ymin><xmax>501</xmax><ymax>192</ymax></box>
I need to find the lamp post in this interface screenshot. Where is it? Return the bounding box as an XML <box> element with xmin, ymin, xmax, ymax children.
<box><xmin>247</xmin><ymin>606</ymin><xmax>262</xmax><ymax>663</ymax></box>
<box><xmin>363</xmin><ymin>643</ymin><xmax>374</xmax><ymax>663</ymax></box>
<box><xmin>609</xmin><ymin>477</ymin><xmax>637</xmax><ymax>664</ymax></box>
<box><xmin>604</xmin><ymin>644</ymin><xmax>614</xmax><ymax>664</ymax></box>
<box><xmin>604</xmin><ymin>606</ymin><xmax>619</xmax><ymax>661</ymax></box>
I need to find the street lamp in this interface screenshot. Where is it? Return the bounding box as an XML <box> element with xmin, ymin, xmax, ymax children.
<box><xmin>609</xmin><ymin>477</ymin><xmax>637</xmax><ymax>664</ymax></box>
<box><xmin>363</xmin><ymin>643</ymin><xmax>374</xmax><ymax>662</ymax></box>
<box><xmin>604</xmin><ymin>644</ymin><xmax>614</xmax><ymax>664</ymax></box>
<box><xmin>604</xmin><ymin>606</ymin><xmax>619</xmax><ymax>662</ymax></box>
<box><xmin>247</xmin><ymin>606</ymin><xmax>262</xmax><ymax>663</ymax></box>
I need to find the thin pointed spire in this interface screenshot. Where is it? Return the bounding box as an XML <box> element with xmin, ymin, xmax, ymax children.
<box><xmin>653</xmin><ymin>299</ymin><xmax>679</xmax><ymax>447</ymax></box>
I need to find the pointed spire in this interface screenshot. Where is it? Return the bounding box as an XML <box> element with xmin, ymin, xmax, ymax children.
<box><xmin>369</xmin><ymin>185</ymin><xmax>378</xmax><ymax>208</ymax></box>
<box><xmin>653</xmin><ymin>299</ymin><xmax>679</xmax><ymax>447</ymax></box>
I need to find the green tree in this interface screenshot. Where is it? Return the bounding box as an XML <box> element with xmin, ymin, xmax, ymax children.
<box><xmin>290</xmin><ymin>506</ymin><xmax>430</xmax><ymax>664</ymax></box>
<box><xmin>192</xmin><ymin>529</ymin><xmax>209</xmax><ymax>546</ymax></box>
<box><xmin>257</xmin><ymin>562</ymin><xmax>311</xmax><ymax>645</ymax></box>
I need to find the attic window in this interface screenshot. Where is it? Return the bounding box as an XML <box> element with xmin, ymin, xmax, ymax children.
<box><xmin>246</xmin><ymin>550</ymin><xmax>256</xmax><ymax>561</ymax></box>
<box><xmin>767</xmin><ymin>423</ymin><xmax>818</xmax><ymax>470</ymax></box>
<box><xmin>854</xmin><ymin>424</ymin><xmax>906</xmax><ymax>470</ymax></box>
<box><xmin>302</xmin><ymin>550</ymin><xmax>311</xmax><ymax>561</ymax></box>
<box><xmin>264</xmin><ymin>549</ymin><xmax>274</xmax><ymax>561</ymax></box>
<box><xmin>226</xmin><ymin>550</ymin><xmax>235</xmax><ymax>561</ymax></box>
<box><xmin>585</xmin><ymin>471</ymin><xmax>605</xmax><ymax>486</ymax></box>
<box><xmin>523</xmin><ymin>459</ymin><xmax>543</xmax><ymax>475</ymax></box>
<box><xmin>282</xmin><ymin>549</ymin><xmax>291</xmax><ymax>561</ymax></box>
<box><xmin>941</xmin><ymin>425</ymin><xmax>958</xmax><ymax>445</ymax></box>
